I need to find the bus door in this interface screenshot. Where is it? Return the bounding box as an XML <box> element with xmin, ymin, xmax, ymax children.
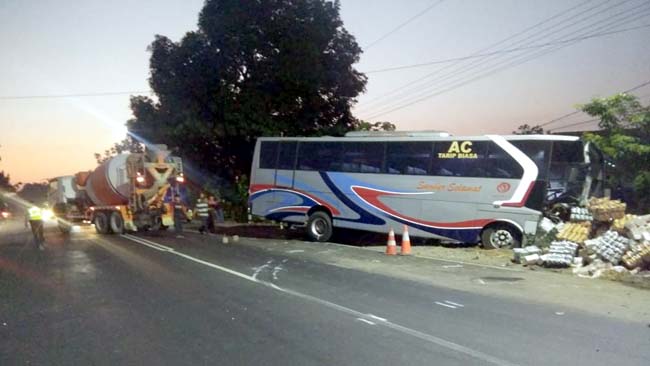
<box><xmin>276</xmin><ymin>141</ymin><xmax>298</xmax><ymax>190</ymax></box>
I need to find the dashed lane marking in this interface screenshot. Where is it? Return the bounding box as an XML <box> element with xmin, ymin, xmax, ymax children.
<box><xmin>444</xmin><ymin>301</ymin><xmax>465</xmax><ymax>308</ymax></box>
<box><xmin>435</xmin><ymin>301</ymin><xmax>458</xmax><ymax>309</ymax></box>
<box><xmin>119</xmin><ymin>234</ymin><xmax>519</xmax><ymax>366</ymax></box>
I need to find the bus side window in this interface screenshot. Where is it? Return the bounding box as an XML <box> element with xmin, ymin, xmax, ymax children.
<box><xmin>486</xmin><ymin>142</ymin><xmax>523</xmax><ymax>178</ymax></box>
<box><xmin>297</xmin><ymin>142</ymin><xmax>342</xmax><ymax>171</ymax></box>
<box><xmin>432</xmin><ymin>141</ymin><xmax>488</xmax><ymax>177</ymax></box>
<box><xmin>278</xmin><ymin>141</ymin><xmax>297</xmax><ymax>170</ymax></box>
<box><xmin>341</xmin><ymin>142</ymin><xmax>384</xmax><ymax>174</ymax></box>
<box><xmin>386</xmin><ymin>141</ymin><xmax>432</xmax><ymax>175</ymax></box>
<box><xmin>509</xmin><ymin>140</ymin><xmax>550</xmax><ymax>180</ymax></box>
<box><xmin>259</xmin><ymin>141</ymin><xmax>279</xmax><ymax>169</ymax></box>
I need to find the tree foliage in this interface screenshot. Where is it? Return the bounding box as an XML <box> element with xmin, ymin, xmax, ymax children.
<box><xmin>513</xmin><ymin>123</ymin><xmax>544</xmax><ymax>135</ymax></box>
<box><xmin>94</xmin><ymin>136</ymin><xmax>145</xmax><ymax>165</ymax></box>
<box><xmin>0</xmin><ymin>171</ymin><xmax>14</xmax><ymax>193</ymax></box>
<box><xmin>580</xmin><ymin>93</ymin><xmax>650</xmax><ymax>209</ymax></box>
<box><xmin>128</xmin><ymin>0</ymin><xmax>366</xmax><ymax>181</ymax></box>
<box><xmin>0</xmin><ymin>145</ymin><xmax>15</xmax><ymax>193</ymax></box>
<box><xmin>354</xmin><ymin>120</ymin><xmax>396</xmax><ymax>131</ymax></box>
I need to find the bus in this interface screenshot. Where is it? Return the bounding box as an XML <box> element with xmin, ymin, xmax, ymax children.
<box><xmin>248</xmin><ymin>131</ymin><xmax>604</xmax><ymax>248</ymax></box>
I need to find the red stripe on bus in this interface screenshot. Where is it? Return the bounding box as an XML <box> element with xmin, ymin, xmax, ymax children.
<box><xmin>352</xmin><ymin>186</ymin><xmax>493</xmax><ymax>228</ymax></box>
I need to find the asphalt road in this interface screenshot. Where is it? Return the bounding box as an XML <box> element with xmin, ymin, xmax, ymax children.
<box><xmin>1</xmin><ymin>220</ymin><xmax>648</xmax><ymax>366</ymax></box>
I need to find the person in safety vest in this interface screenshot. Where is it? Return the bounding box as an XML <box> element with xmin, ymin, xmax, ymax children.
<box><xmin>25</xmin><ymin>203</ymin><xmax>45</xmax><ymax>250</ymax></box>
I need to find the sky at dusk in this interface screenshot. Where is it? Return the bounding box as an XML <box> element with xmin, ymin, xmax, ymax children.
<box><xmin>1</xmin><ymin>0</ymin><xmax>649</xmax><ymax>183</ymax></box>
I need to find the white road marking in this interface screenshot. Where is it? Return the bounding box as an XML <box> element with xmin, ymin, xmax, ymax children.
<box><xmin>272</xmin><ymin>265</ymin><xmax>283</xmax><ymax>280</ymax></box>
<box><xmin>445</xmin><ymin>301</ymin><xmax>465</xmax><ymax>308</ymax></box>
<box><xmin>478</xmin><ymin>279</ymin><xmax>487</xmax><ymax>285</ymax></box>
<box><xmin>287</xmin><ymin>249</ymin><xmax>304</xmax><ymax>253</ymax></box>
<box><xmin>368</xmin><ymin>314</ymin><xmax>387</xmax><ymax>322</ymax></box>
<box><xmin>356</xmin><ymin>318</ymin><xmax>376</xmax><ymax>325</ymax></box>
<box><xmin>119</xmin><ymin>234</ymin><xmax>519</xmax><ymax>366</ymax></box>
<box><xmin>252</xmin><ymin>260</ymin><xmax>274</xmax><ymax>280</ymax></box>
<box><xmin>122</xmin><ymin>234</ymin><xmax>173</xmax><ymax>252</ymax></box>
<box><xmin>435</xmin><ymin>302</ymin><xmax>458</xmax><ymax>309</ymax></box>
<box><xmin>442</xmin><ymin>264</ymin><xmax>463</xmax><ymax>269</ymax></box>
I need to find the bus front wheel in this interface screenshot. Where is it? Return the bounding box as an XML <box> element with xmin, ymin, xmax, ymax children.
<box><xmin>481</xmin><ymin>224</ymin><xmax>521</xmax><ymax>249</ymax></box>
<box><xmin>306</xmin><ymin>211</ymin><xmax>333</xmax><ymax>242</ymax></box>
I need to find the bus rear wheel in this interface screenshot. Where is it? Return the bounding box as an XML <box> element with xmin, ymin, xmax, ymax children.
<box><xmin>306</xmin><ymin>211</ymin><xmax>332</xmax><ymax>242</ymax></box>
<box><xmin>481</xmin><ymin>224</ymin><xmax>521</xmax><ymax>249</ymax></box>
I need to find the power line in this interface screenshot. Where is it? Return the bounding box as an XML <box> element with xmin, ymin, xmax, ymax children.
<box><xmin>359</xmin><ymin>0</ymin><xmax>650</xmax><ymax>120</ymax></box>
<box><xmin>548</xmin><ymin>118</ymin><xmax>599</xmax><ymax>132</ymax></box>
<box><xmin>624</xmin><ymin>79</ymin><xmax>650</xmax><ymax>93</ymax></box>
<box><xmin>368</xmin><ymin>14</ymin><xmax>649</xmax><ymax>121</ymax></box>
<box><xmin>356</xmin><ymin>0</ymin><xmax>608</xmax><ymax>112</ymax></box>
<box><xmin>540</xmin><ymin>79</ymin><xmax>650</xmax><ymax>127</ymax></box>
<box><xmin>363</xmin><ymin>0</ymin><xmax>446</xmax><ymax>50</ymax></box>
<box><xmin>364</xmin><ymin>24</ymin><xmax>650</xmax><ymax>74</ymax></box>
<box><xmin>540</xmin><ymin>111</ymin><xmax>582</xmax><ymax>127</ymax></box>
<box><xmin>0</xmin><ymin>90</ymin><xmax>152</xmax><ymax>100</ymax></box>
<box><xmin>359</xmin><ymin>0</ymin><xmax>646</xmax><ymax>118</ymax></box>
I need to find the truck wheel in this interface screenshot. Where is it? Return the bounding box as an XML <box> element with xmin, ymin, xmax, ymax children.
<box><xmin>481</xmin><ymin>224</ymin><xmax>521</xmax><ymax>249</ymax></box>
<box><xmin>109</xmin><ymin>211</ymin><xmax>124</xmax><ymax>234</ymax></box>
<box><xmin>94</xmin><ymin>212</ymin><xmax>110</xmax><ymax>234</ymax></box>
<box><xmin>306</xmin><ymin>211</ymin><xmax>333</xmax><ymax>242</ymax></box>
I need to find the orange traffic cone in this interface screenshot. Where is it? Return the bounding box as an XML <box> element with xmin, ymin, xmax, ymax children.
<box><xmin>400</xmin><ymin>225</ymin><xmax>412</xmax><ymax>255</ymax></box>
<box><xmin>385</xmin><ymin>228</ymin><xmax>397</xmax><ymax>255</ymax></box>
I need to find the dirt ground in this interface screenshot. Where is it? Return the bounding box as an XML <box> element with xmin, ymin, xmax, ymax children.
<box><xmin>202</xmin><ymin>222</ymin><xmax>650</xmax><ymax>289</ymax></box>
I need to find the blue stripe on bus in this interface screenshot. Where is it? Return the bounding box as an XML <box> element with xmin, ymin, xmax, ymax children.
<box><xmin>323</xmin><ymin>172</ymin><xmax>481</xmax><ymax>243</ymax></box>
<box><xmin>319</xmin><ymin>172</ymin><xmax>385</xmax><ymax>225</ymax></box>
<box><xmin>252</xmin><ymin>172</ymin><xmax>482</xmax><ymax>243</ymax></box>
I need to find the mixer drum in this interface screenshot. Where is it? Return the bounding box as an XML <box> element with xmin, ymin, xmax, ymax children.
<box><xmin>85</xmin><ymin>154</ymin><xmax>131</xmax><ymax>206</ymax></box>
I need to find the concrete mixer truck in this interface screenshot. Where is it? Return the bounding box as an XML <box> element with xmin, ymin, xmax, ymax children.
<box><xmin>49</xmin><ymin>145</ymin><xmax>185</xmax><ymax>234</ymax></box>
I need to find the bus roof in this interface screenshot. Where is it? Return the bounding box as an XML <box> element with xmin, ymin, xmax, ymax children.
<box><xmin>257</xmin><ymin>134</ymin><xmax>580</xmax><ymax>142</ymax></box>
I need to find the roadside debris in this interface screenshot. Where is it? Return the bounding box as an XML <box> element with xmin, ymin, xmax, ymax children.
<box><xmin>515</xmin><ymin>197</ymin><xmax>650</xmax><ymax>286</ymax></box>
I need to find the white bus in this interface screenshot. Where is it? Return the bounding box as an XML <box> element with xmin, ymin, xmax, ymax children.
<box><xmin>248</xmin><ymin>131</ymin><xmax>603</xmax><ymax>248</ymax></box>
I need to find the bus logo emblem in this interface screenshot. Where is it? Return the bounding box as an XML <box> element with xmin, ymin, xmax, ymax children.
<box><xmin>497</xmin><ymin>182</ymin><xmax>511</xmax><ymax>193</ymax></box>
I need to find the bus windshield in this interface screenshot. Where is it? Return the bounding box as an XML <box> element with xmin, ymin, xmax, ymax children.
<box><xmin>510</xmin><ymin>139</ymin><xmax>602</xmax><ymax>206</ymax></box>
<box><xmin>548</xmin><ymin>141</ymin><xmax>587</xmax><ymax>204</ymax></box>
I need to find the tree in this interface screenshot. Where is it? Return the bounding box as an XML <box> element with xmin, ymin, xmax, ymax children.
<box><xmin>579</xmin><ymin>93</ymin><xmax>650</xmax><ymax>210</ymax></box>
<box><xmin>353</xmin><ymin>120</ymin><xmax>396</xmax><ymax>131</ymax></box>
<box><xmin>94</xmin><ymin>136</ymin><xmax>145</xmax><ymax>164</ymax></box>
<box><xmin>513</xmin><ymin>123</ymin><xmax>544</xmax><ymax>135</ymax></box>
<box><xmin>0</xmin><ymin>145</ymin><xmax>15</xmax><ymax>193</ymax></box>
<box><xmin>0</xmin><ymin>171</ymin><xmax>14</xmax><ymax>193</ymax></box>
<box><xmin>128</xmin><ymin>0</ymin><xmax>366</xmax><ymax>181</ymax></box>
